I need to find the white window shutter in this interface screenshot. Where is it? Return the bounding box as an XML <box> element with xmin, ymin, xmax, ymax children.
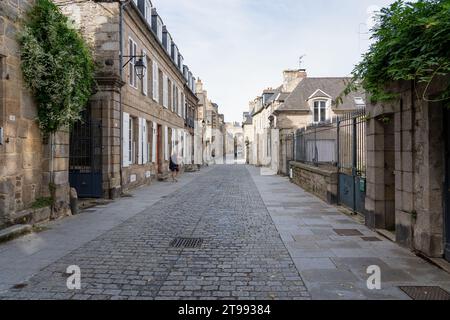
<box><xmin>152</xmin><ymin>121</ymin><xmax>157</xmax><ymax>163</ymax></box>
<box><xmin>142</xmin><ymin>50</ymin><xmax>148</xmax><ymax>96</ymax></box>
<box><xmin>183</xmin><ymin>95</ymin><xmax>186</xmax><ymax>119</ymax></box>
<box><xmin>123</xmin><ymin>112</ymin><xmax>130</xmax><ymax>167</ymax></box>
<box><xmin>143</xmin><ymin>120</ymin><xmax>148</xmax><ymax>164</ymax></box>
<box><xmin>152</xmin><ymin>61</ymin><xmax>158</xmax><ymax>102</ymax></box>
<box><xmin>138</xmin><ymin>118</ymin><xmax>143</xmax><ymax>165</ymax></box>
<box><xmin>172</xmin><ymin>128</ymin><xmax>176</xmax><ymax>151</ymax></box>
<box><xmin>184</xmin><ymin>131</ymin><xmax>187</xmax><ymax>161</ymax></box>
<box><xmin>164</xmin><ymin>126</ymin><xmax>169</xmax><ymax>161</ymax></box>
<box><xmin>178</xmin><ymin>91</ymin><xmax>182</xmax><ymax>116</ymax></box>
<box><xmin>163</xmin><ymin>74</ymin><xmax>168</xmax><ymax>108</ymax></box>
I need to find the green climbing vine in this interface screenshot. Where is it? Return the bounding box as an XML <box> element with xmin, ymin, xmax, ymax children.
<box><xmin>338</xmin><ymin>0</ymin><xmax>450</xmax><ymax>105</ymax></box>
<box><xmin>19</xmin><ymin>0</ymin><xmax>95</xmax><ymax>134</ymax></box>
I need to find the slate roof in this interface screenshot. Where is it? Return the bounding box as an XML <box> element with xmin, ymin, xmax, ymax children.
<box><xmin>242</xmin><ymin>112</ymin><xmax>253</xmax><ymax>125</ymax></box>
<box><xmin>275</xmin><ymin>77</ymin><xmax>365</xmax><ymax>113</ymax></box>
<box><xmin>265</xmin><ymin>86</ymin><xmax>283</xmax><ymax>105</ymax></box>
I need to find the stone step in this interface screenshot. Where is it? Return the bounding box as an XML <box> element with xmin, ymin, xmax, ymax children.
<box><xmin>0</xmin><ymin>224</ymin><xmax>32</xmax><ymax>243</ymax></box>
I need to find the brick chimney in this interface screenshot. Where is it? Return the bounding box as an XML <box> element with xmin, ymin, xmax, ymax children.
<box><xmin>196</xmin><ymin>78</ymin><xmax>203</xmax><ymax>94</ymax></box>
<box><xmin>282</xmin><ymin>69</ymin><xmax>307</xmax><ymax>93</ymax></box>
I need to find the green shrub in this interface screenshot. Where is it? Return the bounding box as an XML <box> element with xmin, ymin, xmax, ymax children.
<box><xmin>340</xmin><ymin>0</ymin><xmax>450</xmax><ymax>105</ymax></box>
<box><xmin>19</xmin><ymin>0</ymin><xmax>95</xmax><ymax>133</ymax></box>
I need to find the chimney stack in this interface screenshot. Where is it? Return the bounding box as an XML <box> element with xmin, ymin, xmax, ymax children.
<box><xmin>195</xmin><ymin>78</ymin><xmax>203</xmax><ymax>94</ymax></box>
<box><xmin>282</xmin><ymin>69</ymin><xmax>307</xmax><ymax>93</ymax></box>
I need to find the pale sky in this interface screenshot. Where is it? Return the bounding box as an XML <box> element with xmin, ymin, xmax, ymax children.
<box><xmin>154</xmin><ymin>0</ymin><xmax>396</xmax><ymax>123</ymax></box>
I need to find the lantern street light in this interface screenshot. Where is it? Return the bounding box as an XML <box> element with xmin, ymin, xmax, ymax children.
<box><xmin>122</xmin><ymin>55</ymin><xmax>146</xmax><ymax>80</ymax></box>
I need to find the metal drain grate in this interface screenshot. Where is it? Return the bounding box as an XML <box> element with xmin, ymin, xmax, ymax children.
<box><xmin>361</xmin><ymin>237</ymin><xmax>382</xmax><ymax>242</ymax></box>
<box><xmin>399</xmin><ymin>286</ymin><xmax>450</xmax><ymax>300</ymax></box>
<box><xmin>333</xmin><ymin>229</ymin><xmax>364</xmax><ymax>236</ymax></box>
<box><xmin>11</xmin><ymin>283</ymin><xmax>28</xmax><ymax>290</ymax></box>
<box><xmin>170</xmin><ymin>237</ymin><xmax>203</xmax><ymax>249</ymax></box>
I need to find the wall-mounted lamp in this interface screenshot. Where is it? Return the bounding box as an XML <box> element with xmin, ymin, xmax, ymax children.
<box><xmin>122</xmin><ymin>55</ymin><xmax>146</xmax><ymax>80</ymax></box>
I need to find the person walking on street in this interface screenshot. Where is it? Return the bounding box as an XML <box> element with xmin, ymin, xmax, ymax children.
<box><xmin>170</xmin><ymin>144</ymin><xmax>181</xmax><ymax>182</ymax></box>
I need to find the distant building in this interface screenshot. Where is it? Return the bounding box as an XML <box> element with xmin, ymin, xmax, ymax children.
<box><xmin>273</xmin><ymin>76</ymin><xmax>365</xmax><ymax>174</ymax></box>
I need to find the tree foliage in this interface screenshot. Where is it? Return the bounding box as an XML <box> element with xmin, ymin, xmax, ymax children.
<box><xmin>339</xmin><ymin>0</ymin><xmax>450</xmax><ymax>105</ymax></box>
<box><xmin>19</xmin><ymin>0</ymin><xmax>95</xmax><ymax>133</ymax></box>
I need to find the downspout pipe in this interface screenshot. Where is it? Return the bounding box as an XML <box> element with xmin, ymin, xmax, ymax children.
<box><xmin>119</xmin><ymin>0</ymin><xmax>131</xmax><ymax>196</ymax></box>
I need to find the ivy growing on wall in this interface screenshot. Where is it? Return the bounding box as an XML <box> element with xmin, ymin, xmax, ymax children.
<box><xmin>19</xmin><ymin>0</ymin><xmax>95</xmax><ymax>134</ymax></box>
<box><xmin>338</xmin><ymin>0</ymin><xmax>450</xmax><ymax>105</ymax></box>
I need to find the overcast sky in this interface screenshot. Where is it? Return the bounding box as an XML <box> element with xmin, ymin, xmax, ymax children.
<box><xmin>154</xmin><ymin>0</ymin><xmax>396</xmax><ymax>123</ymax></box>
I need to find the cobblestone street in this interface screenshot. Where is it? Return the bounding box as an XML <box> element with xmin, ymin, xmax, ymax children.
<box><xmin>1</xmin><ymin>165</ymin><xmax>450</xmax><ymax>300</ymax></box>
<box><xmin>0</xmin><ymin>166</ymin><xmax>308</xmax><ymax>300</ymax></box>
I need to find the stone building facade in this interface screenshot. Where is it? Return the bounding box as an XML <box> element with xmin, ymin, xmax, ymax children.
<box><xmin>247</xmin><ymin>69</ymin><xmax>306</xmax><ymax>170</ymax></box>
<box><xmin>224</xmin><ymin>122</ymin><xmax>244</xmax><ymax>163</ymax></box>
<box><xmin>0</xmin><ymin>0</ymin><xmax>71</xmax><ymax>228</ymax></box>
<box><xmin>242</xmin><ymin>112</ymin><xmax>253</xmax><ymax>165</ymax></box>
<box><xmin>55</xmin><ymin>0</ymin><xmax>199</xmax><ymax>198</ymax></box>
<box><xmin>195</xmin><ymin>79</ymin><xmax>225</xmax><ymax>165</ymax></box>
<box><xmin>365</xmin><ymin>78</ymin><xmax>450</xmax><ymax>261</ymax></box>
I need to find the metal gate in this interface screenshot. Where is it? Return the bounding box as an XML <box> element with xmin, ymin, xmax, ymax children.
<box><xmin>338</xmin><ymin>109</ymin><xmax>367</xmax><ymax>214</ymax></box>
<box><xmin>69</xmin><ymin>107</ymin><xmax>103</xmax><ymax>198</ymax></box>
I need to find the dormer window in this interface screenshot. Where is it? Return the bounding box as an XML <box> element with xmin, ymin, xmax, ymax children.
<box><xmin>152</xmin><ymin>10</ymin><xmax>163</xmax><ymax>42</ymax></box>
<box><xmin>178</xmin><ymin>55</ymin><xmax>184</xmax><ymax>71</ymax></box>
<box><xmin>313</xmin><ymin>100</ymin><xmax>326</xmax><ymax>123</ymax></box>
<box><xmin>172</xmin><ymin>44</ymin><xmax>178</xmax><ymax>65</ymax></box>
<box><xmin>166</xmin><ymin>34</ymin><xmax>172</xmax><ymax>54</ymax></box>
<box><xmin>156</xmin><ymin>19</ymin><xmax>163</xmax><ymax>41</ymax></box>
<box><xmin>144</xmin><ymin>0</ymin><xmax>152</xmax><ymax>24</ymax></box>
<box><xmin>354</xmin><ymin>97</ymin><xmax>365</xmax><ymax>106</ymax></box>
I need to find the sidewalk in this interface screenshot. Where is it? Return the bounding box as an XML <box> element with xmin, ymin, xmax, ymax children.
<box><xmin>0</xmin><ymin>168</ymin><xmax>210</xmax><ymax>293</ymax></box>
<box><xmin>248</xmin><ymin>166</ymin><xmax>450</xmax><ymax>300</ymax></box>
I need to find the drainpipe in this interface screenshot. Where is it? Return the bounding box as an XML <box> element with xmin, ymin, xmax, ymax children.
<box><xmin>119</xmin><ymin>0</ymin><xmax>131</xmax><ymax>196</ymax></box>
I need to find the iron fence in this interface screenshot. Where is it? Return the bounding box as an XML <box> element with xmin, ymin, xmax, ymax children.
<box><xmin>294</xmin><ymin>108</ymin><xmax>366</xmax><ymax>177</ymax></box>
<box><xmin>294</xmin><ymin>118</ymin><xmax>338</xmax><ymax>166</ymax></box>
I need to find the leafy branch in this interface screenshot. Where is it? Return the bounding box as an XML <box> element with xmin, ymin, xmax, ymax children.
<box><xmin>338</xmin><ymin>0</ymin><xmax>450</xmax><ymax>106</ymax></box>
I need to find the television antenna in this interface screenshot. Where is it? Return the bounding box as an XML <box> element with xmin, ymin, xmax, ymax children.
<box><xmin>299</xmin><ymin>55</ymin><xmax>306</xmax><ymax>69</ymax></box>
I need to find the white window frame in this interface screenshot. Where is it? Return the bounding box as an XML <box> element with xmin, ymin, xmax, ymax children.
<box><xmin>144</xmin><ymin>0</ymin><xmax>152</xmax><ymax>25</ymax></box>
<box><xmin>152</xmin><ymin>60</ymin><xmax>159</xmax><ymax>102</ymax></box>
<box><xmin>157</xmin><ymin>18</ymin><xmax>163</xmax><ymax>42</ymax></box>
<box><xmin>128</xmin><ymin>37</ymin><xmax>138</xmax><ymax>89</ymax></box>
<box><xmin>142</xmin><ymin>49</ymin><xmax>148</xmax><ymax>96</ymax></box>
<box><xmin>313</xmin><ymin>100</ymin><xmax>327</xmax><ymax>123</ymax></box>
<box><xmin>166</xmin><ymin>34</ymin><xmax>172</xmax><ymax>56</ymax></box>
<box><xmin>123</xmin><ymin>112</ymin><xmax>130</xmax><ymax>167</ymax></box>
<box><xmin>129</xmin><ymin>117</ymin><xmax>135</xmax><ymax>164</ymax></box>
<box><xmin>152</xmin><ymin>121</ymin><xmax>157</xmax><ymax>163</ymax></box>
<box><xmin>163</xmin><ymin>73</ymin><xmax>168</xmax><ymax>108</ymax></box>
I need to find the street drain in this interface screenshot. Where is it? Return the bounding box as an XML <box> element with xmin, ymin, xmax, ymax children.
<box><xmin>361</xmin><ymin>237</ymin><xmax>382</xmax><ymax>242</ymax></box>
<box><xmin>399</xmin><ymin>286</ymin><xmax>450</xmax><ymax>300</ymax></box>
<box><xmin>11</xmin><ymin>283</ymin><xmax>28</xmax><ymax>290</ymax></box>
<box><xmin>170</xmin><ymin>237</ymin><xmax>203</xmax><ymax>249</ymax></box>
<box><xmin>333</xmin><ymin>229</ymin><xmax>364</xmax><ymax>236</ymax></box>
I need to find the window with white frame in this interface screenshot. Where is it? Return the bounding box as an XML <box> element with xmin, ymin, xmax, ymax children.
<box><xmin>128</xmin><ymin>38</ymin><xmax>137</xmax><ymax>88</ymax></box>
<box><xmin>172</xmin><ymin>84</ymin><xmax>177</xmax><ymax>112</ymax></box>
<box><xmin>156</xmin><ymin>18</ymin><xmax>163</xmax><ymax>42</ymax></box>
<box><xmin>152</xmin><ymin>60</ymin><xmax>158</xmax><ymax>102</ymax></box>
<box><xmin>144</xmin><ymin>0</ymin><xmax>152</xmax><ymax>24</ymax></box>
<box><xmin>313</xmin><ymin>100</ymin><xmax>327</xmax><ymax>123</ymax></box>
<box><xmin>163</xmin><ymin>73</ymin><xmax>168</xmax><ymax>108</ymax></box>
<box><xmin>166</xmin><ymin>34</ymin><xmax>172</xmax><ymax>55</ymax></box>
<box><xmin>129</xmin><ymin>117</ymin><xmax>135</xmax><ymax>164</ymax></box>
<box><xmin>142</xmin><ymin>49</ymin><xmax>148</xmax><ymax>96</ymax></box>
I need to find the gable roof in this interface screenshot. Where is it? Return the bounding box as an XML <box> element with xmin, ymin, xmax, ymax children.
<box><xmin>308</xmin><ymin>89</ymin><xmax>332</xmax><ymax>100</ymax></box>
<box><xmin>275</xmin><ymin>77</ymin><xmax>365</xmax><ymax>113</ymax></box>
